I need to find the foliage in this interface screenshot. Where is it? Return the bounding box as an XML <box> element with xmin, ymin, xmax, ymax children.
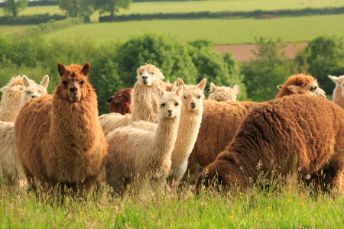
<box><xmin>294</xmin><ymin>36</ymin><xmax>344</xmax><ymax>94</ymax></box>
<box><xmin>95</xmin><ymin>0</ymin><xmax>131</xmax><ymax>18</ymax></box>
<box><xmin>57</xmin><ymin>0</ymin><xmax>94</xmax><ymax>20</ymax></box>
<box><xmin>242</xmin><ymin>38</ymin><xmax>292</xmax><ymax>101</ymax></box>
<box><xmin>3</xmin><ymin>0</ymin><xmax>28</xmax><ymax>17</ymax></box>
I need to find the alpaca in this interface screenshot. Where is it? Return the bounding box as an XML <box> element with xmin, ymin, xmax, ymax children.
<box><xmin>208</xmin><ymin>82</ymin><xmax>239</xmax><ymax>102</ymax></box>
<box><xmin>0</xmin><ymin>75</ymin><xmax>49</xmax><ymax>122</ymax></box>
<box><xmin>328</xmin><ymin>75</ymin><xmax>344</xmax><ymax>108</ymax></box>
<box><xmin>276</xmin><ymin>73</ymin><xmax>325</xmax><ymax>98</ymax></box>
<box><xmin>106</xmin><ymin>87</ymin><xmax>183</xmax><ymax>195</ymax></box>
<box><xmin>100</xmin><ymin>64</ymin><xmax>165</xmax><ymax>135</ymax></box>
<box><xmin>197</xmin><ymin>95</ymin><xmax>344</xmax><ymax>193</ymax></box>
<box><xmin>107</xmin><ymin>88</ymin><xmax>132</xmax><ymax>114</ymax></box>
<box><xmin>15</xmin><ymin>64</ymin><xmax>108</xmax><ymax>192</ymax></box>
<box><xmin>186</xmin><ymin>73</ymin><xmax>327</xmax><ymax>182</ymax></box>
<box><xmin>129</xmin><ymin>79</ymin><xmax>207</xmax><ymax>184</ymax></box>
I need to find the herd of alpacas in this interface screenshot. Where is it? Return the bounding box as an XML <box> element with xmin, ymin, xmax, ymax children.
<box><xmin>1</xmin><ymin>62</ymin><xmax>344</xmax><ymax>196</ymax></box>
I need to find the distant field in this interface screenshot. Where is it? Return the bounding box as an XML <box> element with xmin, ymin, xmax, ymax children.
<box><xmin>1</xmin><ymin>0</ymin><xmax>344</xmax><ymax>17</ymax></box>
<box><xmin>0</xmin><ymin>25</ymin><xmax>33</xmax><ymax>36</ymax></box>
<box><xmin>42</xmin><ymin>14</ymin><xmax>344</xmax><ymax>45</ymax></box>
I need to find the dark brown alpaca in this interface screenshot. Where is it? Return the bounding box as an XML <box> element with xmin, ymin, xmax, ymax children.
<box><xmin>197</xmin><ymin>95</ymin><xmax>344</xmax><ymax>193</ymax></box>
<box><xmin>107</xmin><ymin>88</ymin><xmax>132</xmax><ymax>114</ymax></box>
<box><xmin>15</xmin><ymin>63</ymin><xmax>108</xmax><ymax>193</ymax></box>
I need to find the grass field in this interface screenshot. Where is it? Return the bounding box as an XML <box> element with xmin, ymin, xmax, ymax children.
<box><xmin>40</xmin><ymin>14</ymin><xmax>344</xmax><ymax>45</ymax></box>
<box><xmin>1</xmin><ymin>184</ymin><xmax>344</xmax><ymax>228</ymax></box>
<box><xmin>1</xmin><ymin>0</ymin><xmax>344</xmax><ymax>17</ymax></box>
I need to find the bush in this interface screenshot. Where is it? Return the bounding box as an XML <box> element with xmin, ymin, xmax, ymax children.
<box><xmin>294</xmin><ymin>36</ymin><xmax>344</xmax><ymax>95</ymax></box>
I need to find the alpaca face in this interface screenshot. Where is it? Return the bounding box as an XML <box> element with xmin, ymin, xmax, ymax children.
<box><xmin>329</xmin><ymin>75</ymin><xmax>344</xmax><ymax>98</ymax></box>
<box><xmin>58</xmin><ymin>63</ymin><xmax>90</xmax><ymax>103</ymax></box>
<box><xmin>285</xmin><ymin>80</ymin><xmax>326</xmax><ymax>98</ymax></box>
<box><xmin>208</xmin><ymin>83</ymin><xmax>238</xmax><ymax>102</ymax></box>
<box><xmin>136</xmin><ymin>64</ymin><xmax>164</xmax><ymax>86</ymax></box>
<box><xmin>22</xmin><ymin>75</ymin><xmax>49</xmax><ymax>102</ymax></box>
<box><xmin>158</xmin><ymin>87</ymin><xmax>182</xmax><ymax>119</ymax></box>
<box><xmin>181</xmin><ymin>79</ymin><xmax>207</xmax><ymax>113</ymax></box>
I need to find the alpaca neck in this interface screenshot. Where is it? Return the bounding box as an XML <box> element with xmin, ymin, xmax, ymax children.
<box><xmin>131</xmin><ymin>83</ymin><xmax>158</xmax><ymax>122</ymax></box>
<box><xmin>152</xmin><ymin>115</ymin><xmax>180</xmax><ymax>165</ymax></box>
<box><xmin>333</xmin><ymin>87</ymin><xmax>344</xmax><ymax>108</ymax></box>
<box><xmin>0</xmin><ymin>92</ymin><xmax>24</xmax><ymax>122</ymax></box>
<box><xmin>50</xmin><ymin>89</ymin><xmax>99</xmax><ymax>153</ymax></box>
<box><xmin>172</xmin><ymin>106</ymin><xmax>203</xmax><ymax>165</ymax></box>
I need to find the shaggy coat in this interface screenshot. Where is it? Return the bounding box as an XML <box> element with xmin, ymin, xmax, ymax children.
<box><xmin>15</xmin><ymin>64</ymin><xmax>108</xmax><ymax>192</ymax></box>
<box><xmin>187</xmin><ymin>73</ymin><xmax>327</xmax><ymax>182</ymax></box>
<box><xmin>107</xmin><ymin>88</ymin><xmax>132</xmax><ymax>114</ymax></box>
<box><xmin>106</xmin><ymin>88</ymin><xmax>182</xmax><ymax>194</ymax></box>
<box><xmin>197</xmin><ymin>95</ymin><xmax>344</xmax><ymax>192</ymax></box>
<box><xmin>328</xmin><ymin>75</ymin><xmax>344</xmax><ymax>108</ymax></box>
<box><xmin>100</xmin><ymin>113</ymin><xmax>131</xmax><ymax>136</ymax></box>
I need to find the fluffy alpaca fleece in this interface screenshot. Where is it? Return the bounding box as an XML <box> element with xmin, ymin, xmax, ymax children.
<box><xmin>208</xmin><ymin>82</ymin><xmax>239</xmax><ymax>102</ymax></box>
<box><xmin>15</xmin><ymin>64</ymin><xmax>108</xmax><ymax>192</ymax></box>
<box><xmin>100</xmin><ymin>64</ymin><xmax>166</xmax><ymax>135</ymax></box>
<box><xmin>186</xmin><ymin>73</ymin><xmax>327</xmax><ymax>182</ymax></box>
<box><xmin>106</xmin><ymin>87</ymin><xmax>183</xmax><ymax>195</ymax></box>
<box><xmin>275</xmin><ymin>73</ymin><xmax>325</xmax><ymax>98</ymax></box>
<box><xmin>129</xmin><ymin>79</ymin><xmax>207</xmax><ymax>183</ymax></box>
<box><xmin>0</xmin><ymin>75</ymin><xmax>49</xmax><ymax>122</ymax></box>
<box><xmin>197</xmin><ymin>95</ymin><xmax>344</xmax><ymax>193</ymax></box>
<box><xmin>0</xmin><ymin>121</ymin><xmax>25</xmax><ymax>186</ymax></box>
<box><xmin>328</xmin><ymin>75</ymin><xmax>344</xmax><ymax>108</ymax></box>
<box><xmin>107</xmin><ymin>88</ymin><xmax>132</xmax><ymax>114</ymax></box>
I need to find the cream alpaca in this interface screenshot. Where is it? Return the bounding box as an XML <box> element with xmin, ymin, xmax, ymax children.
<box><xmin>106</xmin><ymin>87</ymin><xmax>183</xmax><ymax>195</ymax></box>
<box><xmin>208</xmin><ymin>82</ymin><xmax>239</xmax><ymax>102</ymax></box>
<box><xmin>0</xmin><ymin>75</ymin><xmax>49</xmax><ymax>122</ymax></box>
<box><xmin>328</xmin><ymin>75</ymin><xmax>344</xmax><ymax>108</ymax></box>
<box><xmin>100</xmin><ymin>64</ymin><xmax>165</xmax><ymax>135</ymax></box>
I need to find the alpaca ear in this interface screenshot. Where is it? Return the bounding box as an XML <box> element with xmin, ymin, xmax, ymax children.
<box><xmin>107</xmin><ymin>96</ymin><xmax>113</xmax><ymax>103</ymax></box>
<box><xmin>328</xmin><ymin>75</ymin><xmax>338</xmax><ymax>84</ymax></box>
<box><xmin>176</xmin><ymin>78</ymin><xmax>185</xmax><ymax>87</ymax></box>
<box><xmin>157</xmin><ymin>68</ymin><xmax>164</xmax><ymax>80</ymax></box>
<box><xmin>276</xmin><ymin>84</ymin><xmax>283</xmax><ymax>89</ymax></box>
<box><xmin>82</xmin><ymin>63</ymin><xmax>90</xmax><ymax>75</ymax></box>
<box><xmin>58</xmin><ymin>64</ymin><xmax>65</xmax><ymax>77</ymax></box>
<box><xmin>287</xmin><ymin>85</ymin><xmax>301</xmax><ymax>93</ymax></box>
<box><xmin>209</xmin><ymin>82</ymin><xmax>216</xmax><ymax>92</ymax></box>
<box><xmin>22</xmin><ymin>75</ymin><xmax>31</xmax><ymax>87</ymax></box>
<box><xmin>157</xmin><ymin>87</ymin><xmax>165</xmax><ymax>98</ymax></box>
<box><xmin>175</xmin><ymin>86</ymin><xmax>183</xmax><ymax>96</ymax></box>
<box><xmin>198</xmin><ymin>79</ymin><xmax>207</xmax><ymax>91</ymax></box>
<box><xmin>232</xmin><ymin>84</ymin><xmax>239</xmax><ymax>94</ymax></box>
<box><xmin>40</xmin><ymin>75</ymin><xmax>49</xmax><ymax>89</ymax></box>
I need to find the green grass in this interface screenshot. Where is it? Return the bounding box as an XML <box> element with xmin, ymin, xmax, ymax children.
<box><xmin>41</xmin><ymin>14</ymin><xmax>344</xmax><ymax>45</ymax></box>
<box><xmin>0</xmin><ymin>25</ymin><xmax>34</xmax><ymax>36</ymax></box>
<box><xmin>1</xmin><ymin>184</ymin><xmax>344</xmax><ymax>228</ymax></box>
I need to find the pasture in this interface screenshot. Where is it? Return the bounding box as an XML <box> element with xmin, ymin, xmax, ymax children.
<box><xmin>41</xmin><ymin>14</ymin><xmax>344</xmax><ymax>45</ymax></box>
<box><xmin>1</xmin><ymin>184</ymin><xmax>344</xmax><ymax>228</ymax></box>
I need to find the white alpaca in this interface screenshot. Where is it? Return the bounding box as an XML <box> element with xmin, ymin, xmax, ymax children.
<box><xmin>130</xmin><ymin>78</ymin><xmax>207</xmax><ymax>184</ymax></box>
<box><xmin>0</xmin><ymin>75</ymin><xmax>49</xmax><ymax>186</ymax></box>
<box><xmin>0</xmin><ymin>75</ymin><xmax>49</xmax><ymax>122</ymax></box>
<box><xmin>100</xmin><ymin>64</ymin><xmax>165</xmax><ymax>135</ymax></box>
<box><xmin>328</xmin><ymin>75</ymin><xmax>344</xmax><ymax>108</ymax></box>
<box><xmin>106</xmin><ymin>87</ymin><xmax>183</xmax><ymax>194</ymax></box>
<box><xmin>208</xmin><ymin>82</ymin><xmax>239</xmax><ymax>102</ymax></box>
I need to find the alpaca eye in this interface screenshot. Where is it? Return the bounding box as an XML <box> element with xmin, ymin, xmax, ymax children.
<box><xmin>26</xmin><ymin>91</ymin><xmax>32</xmax><ymax>94</ymax></box>
<box><xmin>175</xmin><ymin>102</ymin><xmax>179</xmax><ymax>106</ymax></box>
<box><xmin>161</xmin><ymin>103</ymin><xmax>166</xmax><ymax>107</ymax></box>
<box><xmin>62</xmin><ymin>81</ymin><xmax>68</xmax><ymax>87</ymax></box>
<box><xmin>80</xmin><ymin>80</ymin><xmax>85</xmax><ymax>86</ymax></box>
<box><xmin>197</xmin><ymin>95</ymin><xmax>201</xmax><ymax>99</ymax></box>
<box><xmin>183</xmin><ymin>95</ymin><xmax>187</xmax><ymax>99</ymax></box>
<box><xmin>310</xmin><ymin>86</ymin><xmax>317</xmax><ymax>91</ymax></box>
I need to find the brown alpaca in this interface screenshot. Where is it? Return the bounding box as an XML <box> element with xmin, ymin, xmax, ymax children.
<box><xmin>107</xmin><ymin>88</ymin><xmax>132</xmax><ymax>114</ymax></box>
<box><xmin>197</xmin><ymin>95</ymin><xmax>344</xmax><ymax>192</ymax></box>
<box><xmin>276</xmin><ymin>73</ymin><xmax>325</xmax><ymax>98</ymax></box>
<box><xmin>15</xmin><ymin>64</ymin><xmax>108</xmax><ymax>192</ymax></box>
<box><xmin>186</xmin><ymin>73</ymin><xmax>327</xmax><ymax>182</ymax></box>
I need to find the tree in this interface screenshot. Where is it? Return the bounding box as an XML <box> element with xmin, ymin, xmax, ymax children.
<box><xmin>95</xmin><ymin>0</ymin><xmax>131</xmax><ymax>18</ymax></box>
<box><xmin>3</xmin><ymin>0</ymin><xmax>28</xmax><ymax>18</ymax></box>
<box><xmin>294</xmin><ymin>36</ymin><xmax>344</xmax><ymax>95</ymax></box>
<box><xmin>242</xmin><ymin>38</ymin><xmax>292</xmax><ymax>101</ymax></box>
<box><xmin>57</xmin><ymin>0</ymin><xmax>94</xmax><ymax>20</ymax></box>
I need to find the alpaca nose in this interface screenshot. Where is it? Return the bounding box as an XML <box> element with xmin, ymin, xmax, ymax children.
<box><xmin>31</xmin><ymin>95</ymin><xmax>37</xmax><ymax>99</ymax></box>
<box><xmin>70</xmin><ymin>87</ymin><xmax>78</xmax><ymax>93</ymax></box>
<box><xmin>191</xmin><ymin>102</ymin><xmax>196</xmax><ymax>109</ymax></box>
<box><xmin>168</xmin><ymin>110</ymin><xmax>172</xmax><ymax>115</ymax></box>
<box><xmin>142</xmin><ymin>76</ymin><xmax>148</xmax><ymax>80</ymax></box>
